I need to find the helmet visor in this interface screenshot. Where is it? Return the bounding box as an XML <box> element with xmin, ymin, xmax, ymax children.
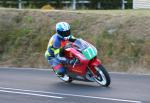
<box><xmin>57</xmin><ymin>30</ymin><xmax>71</xmax><ymax>37</ymax></box>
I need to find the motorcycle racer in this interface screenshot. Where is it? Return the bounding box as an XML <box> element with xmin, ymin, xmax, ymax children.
<box><xmin>45</xmin><ymin>22</ymin><xmax>76</xmax><ymax>77</ymax></box>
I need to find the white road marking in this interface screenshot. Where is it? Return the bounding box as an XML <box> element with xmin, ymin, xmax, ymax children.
<box><xmin>0</xmin><ymin>89</ymin><xmax>63</xmax><ymax>99</ymax></box>
<box><xmin>0</xmin><ymin>87</ymin><xmax>142</xmax><ymax>103</ymax></box>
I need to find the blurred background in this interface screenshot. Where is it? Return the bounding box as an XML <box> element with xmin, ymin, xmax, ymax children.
<box><xmin>0</xmin><ymin>0</ymin><xmax>150</xmax><ymax>74</ymax></box>
<box><xmin>1</xmin><ymin>0</ymin><xmax>150</xmax><ymax>10</ymax></box>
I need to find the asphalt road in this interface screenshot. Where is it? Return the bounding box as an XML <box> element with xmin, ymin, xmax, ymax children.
<box><xmin>0</xmin><ymin>67</ymin><xmax>150</xmax><ymax>103</ymax></box>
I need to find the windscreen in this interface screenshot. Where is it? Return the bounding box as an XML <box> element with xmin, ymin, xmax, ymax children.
<box><xmin>74</xmin><ymin>39</ymin><xmax>89</xmax><ymax>51</ymax></box>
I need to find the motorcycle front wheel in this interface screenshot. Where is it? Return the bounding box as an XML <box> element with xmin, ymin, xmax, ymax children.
<box><xmin>94</xmin><ymin>65</ymin><xmax>111</xmax><ymax>87</ymax></box>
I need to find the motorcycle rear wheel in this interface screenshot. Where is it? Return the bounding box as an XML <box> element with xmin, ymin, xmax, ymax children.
<box><xmin>94</xmin><ymin>65</ymin><xmax>111</xmax><ymax>87</ymax></box>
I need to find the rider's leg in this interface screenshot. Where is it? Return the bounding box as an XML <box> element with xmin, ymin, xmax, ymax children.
<box><xmin>45</xmin><ymin>51</ymin><xmax>66</xmax><ymax>76</ymax></box>
<box><xmin>49</xmin><ymin>58</ymin><xmax>66</xmax><ymax>76</ymax></box>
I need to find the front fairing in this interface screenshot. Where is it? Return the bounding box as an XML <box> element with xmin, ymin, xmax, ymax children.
<box><xmin>64</xmin><ymin>39</ymin><xmax>98</xmax><ymax>76</ymax></box>
<box><xmin>74</xmin><ymin>39</ymin><xmax>97</xmax><ymax>60</ymax></box>
<box><xmin>65</xmin><ymin>48</ymin><xmax>89</xmax><ymax>76</ymax></box>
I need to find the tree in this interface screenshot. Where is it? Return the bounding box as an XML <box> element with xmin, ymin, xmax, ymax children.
<box><xmin>89</xmin><ymin>0</ymin><xmax>121</xmax><ymax>9</ymax></box>
<box><xmin>0</xmin><ymin>0</ymin><xmax>132</xmax><ymax>9</ymax></box>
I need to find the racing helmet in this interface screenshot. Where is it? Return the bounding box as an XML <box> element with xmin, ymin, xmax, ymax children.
<box><xmin>56</xmin><ymin>22</ymin><xmax>71</xmax><ymax>40</ymax></box>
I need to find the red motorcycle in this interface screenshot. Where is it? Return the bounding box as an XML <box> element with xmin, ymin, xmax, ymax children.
<box><xmin>54</xmin><ymin>39</ymin><xmax>111</xmax><ymax>87</ymax></box>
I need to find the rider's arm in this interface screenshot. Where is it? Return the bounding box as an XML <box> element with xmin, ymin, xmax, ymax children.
<box><xmin>51</xmin><ymin>39</ymin><xmax>69</xmax><ymax>64</ymax></box>
<box><xmin>47</xmin><ymin>35</ymin><xmax>60</xmax><ymax>58</ymax></box>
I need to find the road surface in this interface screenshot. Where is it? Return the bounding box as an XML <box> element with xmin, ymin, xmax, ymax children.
<box><xmin>0</xmin><ymin>67</ymin><xmax>150</xmax><ymax>103</ymax></box>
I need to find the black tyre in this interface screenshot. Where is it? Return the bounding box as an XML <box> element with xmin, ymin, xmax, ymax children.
<box><xmin>94</xmin><ymin>65</ymin><xmax>111</xmax><ymax>86</ymax></box>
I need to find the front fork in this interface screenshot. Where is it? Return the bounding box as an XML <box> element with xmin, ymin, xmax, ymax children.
<box><xmin>88</xmin><ymin>57</ymin><xmax>101</xmax><ymax>74</ymax></box>
<box><xmin>87</xmin><ymin>66</ymin><xmax>96</xmax><ymax>78</ymax></box>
